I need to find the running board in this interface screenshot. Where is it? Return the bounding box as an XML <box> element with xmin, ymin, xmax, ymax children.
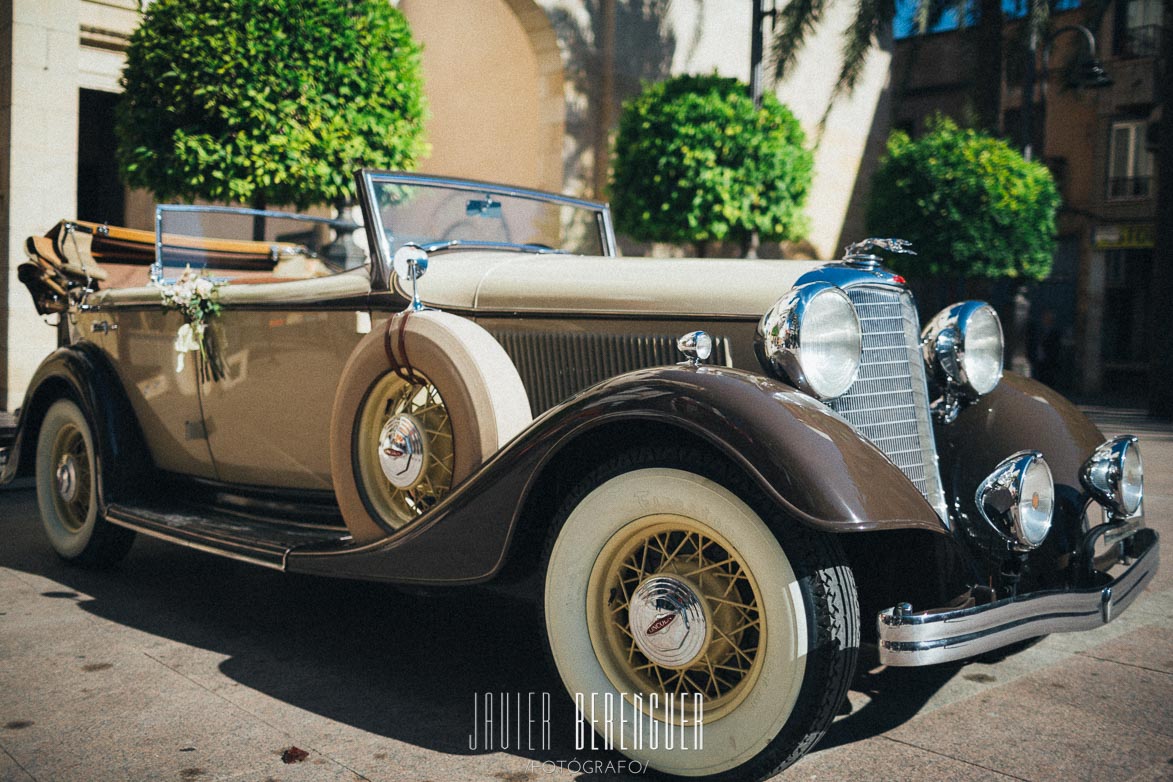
<box><xmin>105</xmin><ymin>501</ymin><xmax>352</xmax><ymax>570</ymax></box>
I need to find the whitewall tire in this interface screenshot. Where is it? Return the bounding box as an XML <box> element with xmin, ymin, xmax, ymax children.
<box><xmin>35</xmin><ymin>398</ymin><xmax>134</xmax><ymax>567</ymax></box>
<box><xmin>542</xmin><ymin>449</ymin><xmax>858</xmax><ymax>781</ymax></box>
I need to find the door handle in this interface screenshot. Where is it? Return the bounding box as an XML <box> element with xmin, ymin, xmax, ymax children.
<box><xmin>91</xmin><ymin>321</ymin><xmax>118</xmax><ymax>334</ymax></box>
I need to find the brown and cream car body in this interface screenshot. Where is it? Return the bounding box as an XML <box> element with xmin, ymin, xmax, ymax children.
<box><xmin>2</xmin><ymin>172</ymin><xmax>1158</xmax><ymax>781</ymax></box>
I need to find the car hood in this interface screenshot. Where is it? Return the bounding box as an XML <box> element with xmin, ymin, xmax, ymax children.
<box><xmin>408</xmin><ymin>252</ymin><xmax>826</xmax><ymax>318</ymax></box>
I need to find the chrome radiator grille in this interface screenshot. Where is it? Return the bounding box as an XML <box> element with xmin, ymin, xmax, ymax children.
<box><xmin>828</xmin><ymin>286</ymin><xmax>949</xmax><ymax>521</ymax></box>
<box><xmin>492</xmin><ymin>331</ymin><xmax>729</xmax><ymax>417</ymax></box>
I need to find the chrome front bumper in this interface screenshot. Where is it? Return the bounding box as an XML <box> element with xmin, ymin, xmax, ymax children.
<box><xmin>878</xmin><ymin>528</ymin><xmax>1159</xmax><ymax>666</ymax></box>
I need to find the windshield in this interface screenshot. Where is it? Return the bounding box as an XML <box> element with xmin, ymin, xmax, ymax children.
<box><xmin>362</xmin><ymin>173</ymin><xmax>615</xmax><ymax>259</ymax></box>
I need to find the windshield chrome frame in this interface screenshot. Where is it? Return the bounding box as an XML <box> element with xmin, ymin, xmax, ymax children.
<box><xmin>356</xmin><ymin>170</ymin><xmax>617</xmax><ymax>291</ymax></box>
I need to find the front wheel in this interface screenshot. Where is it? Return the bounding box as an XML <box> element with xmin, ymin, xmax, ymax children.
<box><xmin>35</xmin><ymin>398</ymin><xmax>134</xmax><ymax>567</ymax></box>
<box><xmin>541</xmin><ymin>450</ymin><xmax>858</xmax><ymax>781</ymax></box>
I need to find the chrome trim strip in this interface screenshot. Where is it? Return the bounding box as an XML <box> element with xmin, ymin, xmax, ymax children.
<box><xmin>878</xmin><ymin>529</ymin><xmax>1159</xmax><ymax>666</ymax></box>
<box><xmin>360</xmin><ymin>170</ymin><xmax>610</xmax><ymax>211</ymax></box>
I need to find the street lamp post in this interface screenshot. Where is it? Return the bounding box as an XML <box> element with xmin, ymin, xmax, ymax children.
<box><xmin>1021</xmin><ymin>24</ymin><xmax>1113</xmax><ymax>162</ymax></box>
<box><xmin>1013</xmin><ymin>23</ymin><xmax>1112</xmax><ymax>377</ymax></box>
<box><xmin>750</xmin><ymin>0</ymin><xmax>777</xmax><ymax>108</ymax></box>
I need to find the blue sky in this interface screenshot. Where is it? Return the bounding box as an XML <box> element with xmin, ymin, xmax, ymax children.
<box><xmin>894</xmin><ymin>0</ymin><xmax>1083</xmax><ymax>38</ymax></box>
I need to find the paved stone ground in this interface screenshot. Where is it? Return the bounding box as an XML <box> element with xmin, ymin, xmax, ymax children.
<box><xmin>0</xmin><ymin>409</ymin><xmax>1169</xmax><ymax>782</ymax></box>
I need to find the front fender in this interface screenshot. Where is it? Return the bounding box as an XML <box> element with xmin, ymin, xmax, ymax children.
<box><xmin>288</xmin><ymin>364</ymin><xmax>942</xmax><ymax>584</ymax></box>
<box><xmin>0</xmin><ymin>343</ymin><xmax>150</xmax><ymax>506</ymax></box>
<box><xmin>940</xmin><ymin>373</ymin><xmax>1107</xmax><ymax>581</ymax></box>
<box><xmin>941</xmin><ymin>373</ymin><xmax>1104</xmax><ymax>511</ymax></box>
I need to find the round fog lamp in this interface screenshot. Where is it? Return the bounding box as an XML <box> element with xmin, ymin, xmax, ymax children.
<box><xmin>1081</xmin><ymin>435</ymin><xmax>1143</xmax><ymax>517</ymax></box>
<box><xmin>976</xmin><ymin>450</ymin><xmax>1054</xmax><ymax>550</ymax></box>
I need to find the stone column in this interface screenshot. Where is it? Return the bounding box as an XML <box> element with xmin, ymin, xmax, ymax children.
<box><xmin>0</xmin><ymin>0</ymin><xmax>78</xmax><ymax>410</ymax></box>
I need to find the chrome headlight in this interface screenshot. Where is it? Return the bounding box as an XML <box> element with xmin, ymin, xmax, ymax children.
<box><xmin>1081</xmin><ymin>435</ymin><xmax>1143</xmax><ymax>517</ymax></box>
<box><xmin>922</xmin><ymin>301</ymin><xmax>1004</xmax><ymax>399</ymax></box>
<box><xmin>976</xmin><ymin>451</ymin><xmax>1055</xmax><ymax>551</ymax></box>
<box><xmin>757</xmin><ymin>282</ymin><xmax>862</xmax><ymax>399</ymax></box>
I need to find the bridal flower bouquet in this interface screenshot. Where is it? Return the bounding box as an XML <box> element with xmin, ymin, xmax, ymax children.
<box><xmin>155</xmin><ymin>266</ymin><xmax>228</xmax><ymax>382</ymax></box>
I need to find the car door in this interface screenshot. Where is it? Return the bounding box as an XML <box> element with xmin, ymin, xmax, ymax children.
<box><xmin>92</xmin><ymin>286</ymin><xmax>218</xmax><ymax>479</ymax></box>
<box><xmin>195</xmin><ymin>268</ymin><xmax>373</xmax><ymax>491</ymax></box>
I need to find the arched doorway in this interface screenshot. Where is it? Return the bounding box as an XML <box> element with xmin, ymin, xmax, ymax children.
<box><xmin>399</xmin><ymin>0</ymin><xmax>564</xmax><ymax>194</ymax></box>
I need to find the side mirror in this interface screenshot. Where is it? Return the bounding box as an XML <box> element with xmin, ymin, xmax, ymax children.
<box><xmin>393</xmin><ymin>244</ymin><xmax>429</xmax><ymax>311</ymax></box>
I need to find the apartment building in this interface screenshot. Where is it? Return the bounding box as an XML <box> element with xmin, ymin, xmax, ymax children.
<box><xmin>892</xmin><ymin>0</ymin><xmax>1163</xmax><ymax>397</ymax></box>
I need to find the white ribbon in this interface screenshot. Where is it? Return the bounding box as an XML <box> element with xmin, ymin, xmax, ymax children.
<box><xmin>174</xmin><ymin>322</ymin><xmax>201</xmax><ymax>373</ymax></box>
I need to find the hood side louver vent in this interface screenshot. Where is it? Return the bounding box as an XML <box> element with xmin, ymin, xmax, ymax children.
<box><xmin>491</xmin><ymin>330</ymin><xmax>729</xmax><ymax>417</ymax></box>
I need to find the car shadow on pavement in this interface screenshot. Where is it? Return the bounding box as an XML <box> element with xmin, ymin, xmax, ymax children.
<box><xmin>816</xmin><ymin>652</ymin><xmax>964</xmax><ymax>753</ymax></box>
<box><xmin>1</xmin><ymin>488</ymin><xmax>967</xmax><ymax>776</ymax></box>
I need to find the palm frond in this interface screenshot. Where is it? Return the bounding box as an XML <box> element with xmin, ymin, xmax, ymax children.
<box><xmin>772</xmin><ymin>0</ymin><xmax>829</xmax><ymax>81</ymax></box>
<box><xmin>831</xmin><ymin>0</ymin><xmax>898</xmax><ymax>100</ymax></box>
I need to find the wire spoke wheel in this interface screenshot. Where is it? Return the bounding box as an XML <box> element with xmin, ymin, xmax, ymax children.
<box><xmin>35</xmin><ymin>398</ymin><xmax>134</xmax><ymax>567</ymax></box>
<box><xmin>544</xmin><ymin>457</ymin><xmax>859</xmax><ymax>779</ymax></box>
<box><xmin>587</xmin><ymin>515</ymin><xmax>765</xmax><ymax>724</ymax></box>
<box><xmin>48</xmin><ymin>422</ymin><xmax>93</xmax><ymax>533</ymax></box>
<box><xmin>356</xmin><ymin>372</ymin><xmax>455</xmax><ymax>529</ymax></box>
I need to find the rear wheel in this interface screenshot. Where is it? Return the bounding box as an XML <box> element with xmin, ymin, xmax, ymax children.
<box><xmin>541</xmin><ymin>449</ymin><xmax>858</xmax><ymax>780</ymax></box>
<box><xmin>35</xmin><ymin>398</ymin><xmax>134</xmax><ymax>567</ymax></box>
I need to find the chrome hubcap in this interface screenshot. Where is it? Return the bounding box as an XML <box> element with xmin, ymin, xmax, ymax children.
<box><xmin>629</xmin><ymin>576</ymin><xmax>709</xmax><ymax>668</ymax></box>
<box><xmin>378</xmin><ymin>414</ymin><xmax>427</xmax><ymax>490</ymax></box>
<box><xmin>56</xmin><ymin>456</ymin><xmax>79</xmax><ymax>503</ymax></box>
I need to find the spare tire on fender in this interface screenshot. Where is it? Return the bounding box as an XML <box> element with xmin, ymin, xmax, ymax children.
<box><xmin>330</xmin><ymin>310</ymin><xmax>533</xmax><ymax>543</ymax></box>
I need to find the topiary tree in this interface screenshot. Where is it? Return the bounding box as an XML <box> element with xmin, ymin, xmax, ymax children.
<box><xmin>116</xmin><ymin>0</ymin><xmax>426</xmax><ymax>231</ymax></box>
<box><xmin>610</xmin><ymin>74</ymin><xmax>812</xmax><ymax>256</ymax></box>
<box><xmin>866</xmin><ymin>115</ymin><xmax>1059</xmax><ymax>281</ymax></box>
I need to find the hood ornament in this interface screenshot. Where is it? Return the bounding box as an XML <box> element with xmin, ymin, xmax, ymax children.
<box><xmin>843</xmin><ymin>237</ymin><xmax>915</xmax><ymax>269</ymax></box>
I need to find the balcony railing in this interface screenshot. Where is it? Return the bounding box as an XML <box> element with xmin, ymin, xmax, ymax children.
<box><xmin>1119</xmin><ymin>25</ymin><xmax>1161</xmax><ymax>59</ymax></box>
<box><xmin>1108</xmin><ymin>176</ymin><xmax>1153</xmax><ymax>199</ymax></box>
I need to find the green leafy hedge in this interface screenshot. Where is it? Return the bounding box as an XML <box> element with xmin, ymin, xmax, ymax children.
<box><xmin>867</xmin><ymin>116</ymin><xmax>1059</xmax><ymax>280</ymax></box>
<box><xmin>611</xmin><ymin>74</ymin><xmax>812</xmax><ymax>253</ymax></box>
<box><xmin>116</xmin><ymin>0</ymin><xmax>427</xmax><ymax>209</ymax></box>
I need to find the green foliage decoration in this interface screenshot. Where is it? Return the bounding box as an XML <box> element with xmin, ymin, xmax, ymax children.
<box><xmin>116</xmin><ymin>0</ymin><xmax>427</xmax><ymax>209</ymax></box>
<box><xmin>867</xmin><ymin>116</ymin><xmax>1060</xmax><ymax>280</ymax></box>
<box><xmin>610</xmin><ymin>74</ymin><xmax>812</xmax><ymax>253</ymax></box>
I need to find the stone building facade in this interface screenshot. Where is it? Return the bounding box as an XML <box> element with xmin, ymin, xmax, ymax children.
<box><xmin>0</xmin><ymin>0</ymin><xmax>892</xmax><ymax>410</ymax></box>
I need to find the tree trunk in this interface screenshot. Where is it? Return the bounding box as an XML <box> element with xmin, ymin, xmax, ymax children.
<box><xmin>972</xmin><ymin>0</ymin><xmax>1004</xmax><ymax>132</ymax></box>
<box><xmin>592</xmin><ymin>0</ymin><xmax>616</xmax><ymax>201</ymax></box>
<box><xmin>251</xmin><ymin>196</ymin><xmax>266</xmax><ymax>241</ymax></box>
<box><xmin>1147</xmin><ymin>3</ymin><xmax>1173</xmax><ymax>418</ymax></box>
<box><xmin>741</xmin><ymin>230</ymin><xmax>760</xmax><ymax>259</ymax></box>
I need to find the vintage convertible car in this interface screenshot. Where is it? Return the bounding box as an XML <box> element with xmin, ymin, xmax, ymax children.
<box><xmin>2</xmin><ymin>171</ymin><xmax>1158</xmax><ymax>781</ymax></box>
